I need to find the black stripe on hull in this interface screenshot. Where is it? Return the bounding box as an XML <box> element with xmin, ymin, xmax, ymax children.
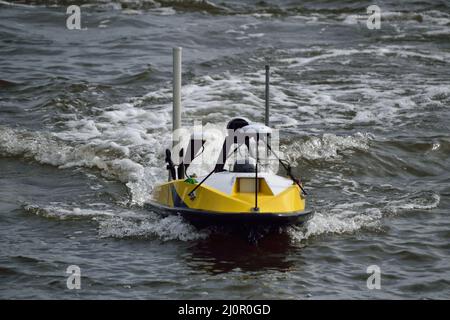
<box><xmin>145</xmin><ymin>201</ymin><xmax>313</xmax><ymax>227</ymax></box>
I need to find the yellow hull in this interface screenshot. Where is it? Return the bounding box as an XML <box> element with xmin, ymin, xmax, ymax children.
<box><xmin>151</xmin><ymin>178</ymin><xmax>306</xmax><ymax>215</ymax></box>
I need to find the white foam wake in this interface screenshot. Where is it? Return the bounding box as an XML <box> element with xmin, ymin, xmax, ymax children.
<box><xmin>288</xmin><ymin>191</ymin><xmax>440</xmax><ymax>242</ymax></box>
<box><xmin>282</xmin><ymin>132</ymin><xmax>373</xmax><ymax>163</ymax></box>
<box><xmin>97</xmin><ymin>215</ymin><xmax>209</xmax><ymax>241</ymax></box>
<box><xmin>22</xmin><ymin>201</ymin><xmax>209</xmax><ymax>241</ymax></box>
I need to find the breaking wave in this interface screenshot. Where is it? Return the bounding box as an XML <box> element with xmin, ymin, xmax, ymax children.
<box><xmin>97</xmin><ymin>215</ymin><xmax>209</xmax><ymax>241</ymax></box>
<box><xmin>22</xmin><ymin>201</ymin><xmax>209</xmax><ymax>241</ymax></box>
<box><xmin>282</xmin><ymin>132</ymin><xmax>372</xmax><ymax>163</ymax></box>
<box><xmin>289</xmin><ymin>190</ymin><xmax>440</xmax><ymax>242</ymax></box>
<box><xmin>0</xmin><ymin>126</ymin><xmax>158</xmax><ymax>203</ymax></box>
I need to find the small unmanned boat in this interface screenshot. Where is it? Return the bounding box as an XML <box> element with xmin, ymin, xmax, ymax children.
<box><xmin>148</xmin><ymin>117</ymin><xmax>312</xmax><ymax>227</ymax></box>
<box><xmin>146</xmin><ymin>49</ymin><xmax>312</xmax><ymax>227</ymax></box>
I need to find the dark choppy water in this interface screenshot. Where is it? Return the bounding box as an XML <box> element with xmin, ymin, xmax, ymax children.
<box><xmin>0</xmin><ymin>0</ymin><xmax>449</xmax><ymax>299</ymax></box>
